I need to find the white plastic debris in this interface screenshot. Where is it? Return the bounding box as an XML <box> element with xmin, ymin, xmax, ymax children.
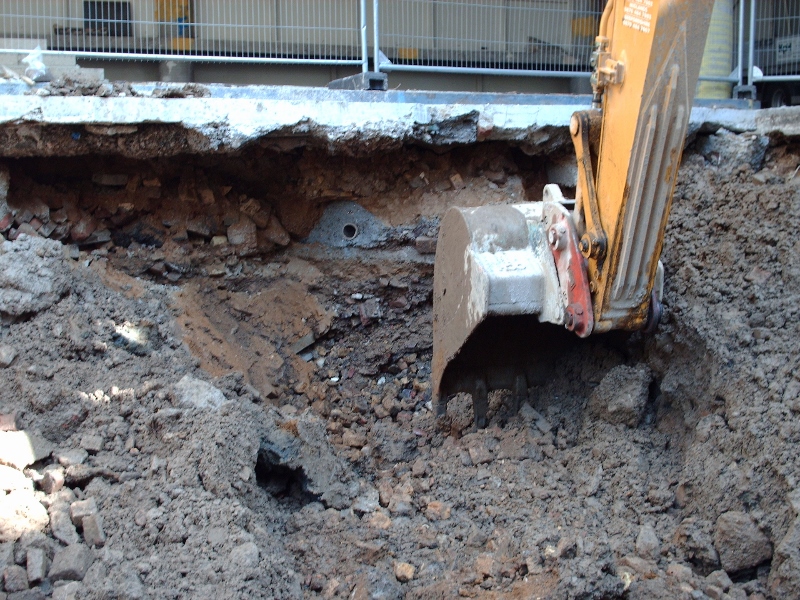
<box><xmin>21</xmin><ymin>46</ymin><xmax>51</xmax><ymax>82</ymax></box>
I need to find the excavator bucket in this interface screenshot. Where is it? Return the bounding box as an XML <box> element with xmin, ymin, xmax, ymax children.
<box><xmin>432</xmin><ymin>186</ymin><xmax>593</xmax><ymax>428</ymax></box>
<box><xmin>432</xmin><ymin>0</ymin><xmax>714</xmax><ymax>428</ymax></box>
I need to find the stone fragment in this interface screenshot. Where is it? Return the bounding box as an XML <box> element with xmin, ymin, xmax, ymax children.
<box><xmin>387</xmin><ymin>492</ymin><xmax>412</xmax><ymax>516</ymax></box>
<box><xmin>0</xmin><ymin>465</ymin><xmax>32</xmax><ymax>493</ymax></box>
<box><xmin>210</xmin><ymin>235</ymin><xmax>227</xmax><ymax>246</ymax></box>
<box><xmin>3</xmin><ymin>564</ymin><xmax>28</xmax><ymax>592</ymax></box>
<box><xmin>80</xmin><ymin>513</ymin><xmax>106</xmax><ymax>548</ymax></box>
<box><xmin>40</xmin><ymin>467</ymin><xmax>65</xmax><ymax>494</ymax></box>
<box><xmin>666</xmin><ymin>562</ymin><xmax>693</xmax><ymax>582</ymax></box>
<box><xmin>173</xmin><ymin>375</ymin><xmax>226</xmax><ymax>411</ymax></box>
<box><xmin>0</xmin><ymin>541</ymin><xmax>13</xmax><ymax>566</ymax></box>
<box><xmin>16</xmin><ymin>223</ymin><xmax>40</xmax><ymax>238</ymax></box>
<box><xmin>51</xmin><ymin>507</ymin><xmax>80</xmax><ymax>546</ymax></box>
<box><xmin>69</xmin><ymin>215</ymin><xmax>97</xmax><ymax>243</ymax></box>
<box><xmin>26</xmin><ymin>547</ymin><xmax>46</xmax><ymax>585</ymax></box>
<box><xmin>367</xmin><ymin>511</ymin><xmax>392</xmax><ymax>530</ymax></box>
<box><xmin>449</xmin><ymin>173</ymin><xmax>465</xmax><ymax>189</ymax></box>
<box><xmin>38</xmin><ymin>221</ymin><xmax>56</xmax><ymax>238</ymax></box>
<box><xmin>424</xmin><ymin>500</ymin><xmax>451</xmax><ymax>521</ymax></box>
<box><xmin>342</xmin><ymin>429</ymin><xmax>367</xmax><ymax>448</ymax></box>
<box><xmin>79</xmin><ymin>435</ymin><xmax>103</xmax><ymax>454</ymax></box>
<box><xmin>69</xmin><ymin>498</ymin><xmax>98</xmax><ymax>527</ymax></box>
<box><xmin>229</xmin><ymin>542</ymin><xmax>259</xmax><ymax>570</ymax></box>
<box><xmin>769</xmin><ymin>516</ymin><xmax>800</xmax><ymax>597</ymax></box>
<box><xmin>636</xmin><ymin>524</ymin><xmax>661</xmax><ymax>560</ymax></box>
<box><xmin>714</xmin><ymin>511</ymin><xmax>772</xmax><ymax>572</ymax></box>
<box><xmin>263</xmin><ymin>215</ymin><xmax>290</xmax><ymax>246</ymax></box>
<box><xmin>50</xmin><ymin>209</ymin><xmax>68</xmax><ymax>224</ymax></box>
<box><xmin>55</xmin><ymin>449</ymin><xmax>87</xmax><ymax>467</ymax></box>
<box><xmin>352</xmin><ymin>487</ymin><xmax>379</xmax><ymax>515</ymax></box>
<box><xmin>186</xmin><ymin>217</ymin><xmax>212</xmax><ymax>238</ymax></box>
<box><xmin>0</xmin><ymin>492</ymin><xmax>49</xmax><ymax>542</ymax></box>
<box><xmin>394</xmin><ymin>562</ymin><xmax>415</xmax><ymax>583</ymax></box>
<box><xmin>475</xmin><ymin>553</ymin><xmax>497</xmax><ymax>578</ymax></box>
<box><xmin>48</xmin><ymin>544</ymin><xmax>94</xmax><ymax>581</ymax></box>
<box><xmin>0</xmin><ymin>413</ymin><xmax>16</xmax><ymax>431</ymax></box>
<box><xmin>0</xmin><ymin>345</ymin><xmax>16</xmax><ymax>368</ymax></box>
<box><xmin>0</xmin><ymin>235</ymin><xmax>71</xmax><ymax>318</ymax></box>
<box><xmin>359</xmin><ymin>298</ymin><xmax>382</xmax><ymax>326</ymax></box>
<box><xmin>673</xmin><ymin>518</ymin><xmax>720</xmax><ymax>570</ymax></box>
<box><xmin>586</xmin><ymin>364</ymin><xmax>652</xmax><ymax>427</ymax></box>
<box><xmin>706</xmin><ymin>570</ymin><xmax>732</xmax><ymax>592</ymax></box>
<box><xmin>467</xmin><ymin>444</ymin><xmax>493</xmax><ymax>465</ymax></box>
<box><xmin>618</xmin><ymin>555</ymin><xmax>658</xmax><ymax>578</ymax></box>
<box><xmin>52</xmin><ymin>582</ymin><xmax>81</xmax><ymax>600</ymax></box>
<box><xmin>377</xmin><ymin>480</ymin><xmax>393</xmax><ymax>507</ymax></box>
<box><xmin>78</xmin><ymin>229</ymin><xmax>111</xmax><ymax>247</ymax></box>
<box><xmin>227</xmin><ymin>215</ymin><xmax>257</xmax><ymax>247</ymax></box>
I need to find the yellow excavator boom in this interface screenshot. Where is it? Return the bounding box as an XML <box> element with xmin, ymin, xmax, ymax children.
<box><xmin>432</xmin><ymin>0</ymin><xmax>714</xmax><ymax>427</ymax></box>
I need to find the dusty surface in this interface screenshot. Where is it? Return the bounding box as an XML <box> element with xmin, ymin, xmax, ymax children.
<box><xmin>0</xmin><ymin>124</ymin><xmax>798</xmax><ymax>600</ymax></box>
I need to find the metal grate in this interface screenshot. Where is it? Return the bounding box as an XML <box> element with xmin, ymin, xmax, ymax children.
<box><xmin>376</xmin><ymin>0</ymin><xmax>603</xmax><ymax>76</ymax></box>
<box><xmin>0</xmin><ymin>0</ymin><xmax>366</xmax><ymax>65</ymax></box>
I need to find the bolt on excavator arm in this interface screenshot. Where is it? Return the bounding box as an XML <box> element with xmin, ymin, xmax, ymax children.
<box><xmin>432</xmin><ymin>0</ymin><xmax>714</xmax><ymax>426</ymax></box>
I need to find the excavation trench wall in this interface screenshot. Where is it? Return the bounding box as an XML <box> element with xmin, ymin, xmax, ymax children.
<box><xmin>0</xmin><ymin>84</ymin><xmax>800</xmax><ymax>600</ymax></box>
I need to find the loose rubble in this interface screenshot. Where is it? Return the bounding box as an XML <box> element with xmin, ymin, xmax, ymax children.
<box><xmin>0</xmin><ymin>124</ymin><xmax>798</xmax><ymax>599</ymax></box>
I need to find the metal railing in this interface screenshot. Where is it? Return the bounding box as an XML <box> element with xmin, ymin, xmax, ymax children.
<box><xmin>0</xmin><ymin>0</ymin><xmax>797</xmax><ymax>102</ymax></box>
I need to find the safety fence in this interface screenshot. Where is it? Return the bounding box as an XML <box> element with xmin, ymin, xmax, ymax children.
<box><xmin>0</xmin><ymin>1</ymin><xmax>797</xmax><ymax>100</ymax></box>
<box><xmin>0</xmin><ymin>1</ymin><xmax>369</xmax><ymax>66</ymax></box>
<box><xmin>374</xmin><ymin>0</ymin><xmax>599</xmax><ymax>77</ymax></box>
<box><xmin>0</xmin><ymin>0</ymin><xmax>599</xmax><ymax>75</ymax></box>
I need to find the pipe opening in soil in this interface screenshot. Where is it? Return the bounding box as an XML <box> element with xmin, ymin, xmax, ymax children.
<box><xmin>342</xmin><ymin>223</ymin><xmax>358</xmax><ymax>240</ymax></box>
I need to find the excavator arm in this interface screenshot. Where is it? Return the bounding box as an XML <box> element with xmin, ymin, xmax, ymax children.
<box><xmin>432</xmin><ymin>0</ymin><xmax>714</xmax><ymax>427</ymax></box>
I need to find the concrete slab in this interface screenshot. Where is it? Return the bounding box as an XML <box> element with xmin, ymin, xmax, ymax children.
<box><xmin>0</xmin><ymin>82</ymin><xmax>795</xmax><ymax>159</ymax></box>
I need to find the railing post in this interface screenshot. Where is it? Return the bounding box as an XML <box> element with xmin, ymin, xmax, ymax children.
<box><xmin>737</xmin><ymin>0</ymin><xmax>745</xmax><ymax>88</ymax></box>
<box><xmin>747</xmin><ymin>0</ymin><xmax>756</xmax><ymax>88</ymax></box>
<box><xmin>361</xmin><ymin>0</ymin><xmax>368</xmax><ymax>72</ymax></box>
<box><xmin>373</xmin><ymin>0</ymin><xmax>381</xmax><ymax>72</ymax></box>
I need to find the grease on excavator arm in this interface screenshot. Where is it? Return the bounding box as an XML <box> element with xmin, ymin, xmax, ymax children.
<box><xmin>432</xmin><ymin>0</ymin><xmax>714</xmax><ymax>428</ymax></box>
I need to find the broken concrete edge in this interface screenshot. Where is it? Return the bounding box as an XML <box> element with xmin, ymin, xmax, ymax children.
<box><xmin>0</xmin><ymin>84</ymin><xmax>795</xmax><ymax>158</ymax></box>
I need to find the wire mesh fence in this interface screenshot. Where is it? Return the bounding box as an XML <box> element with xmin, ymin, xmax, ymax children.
<box><xmin>0</xmin><ymin>0</ymin><xmax>798</xmax><ymax>96</ymax></box>
<box><xmin>0</xmin><ymin>0</ymin><xmax>366</xmax><ymax>65</ymax></box>
<box><xmin>754</xmin><ymin>0</ymin><xmax>800</xmax><ymax>80</ymax></box>
<box><xmin>376</xmin><ymin>0</ymin><xmax>602</xmax><ymax>75</ymax></box>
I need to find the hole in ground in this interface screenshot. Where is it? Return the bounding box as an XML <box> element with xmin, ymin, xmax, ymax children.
<box><xmin>255</xmin><ymin>451</ymin><xmax>319</xmax><ymax>506</ymax></box>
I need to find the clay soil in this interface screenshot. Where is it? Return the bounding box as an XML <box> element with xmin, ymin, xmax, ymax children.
<box><xmin>0</xmin><ymin>126</ymin><xmax>799</xmax><ymax>600</ymax></box>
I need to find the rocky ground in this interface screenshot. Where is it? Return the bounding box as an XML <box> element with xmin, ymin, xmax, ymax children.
<box><xmin>0</xmin><ymin>123</ymin><xmax>798</xmax><ymax>600</ymax></box>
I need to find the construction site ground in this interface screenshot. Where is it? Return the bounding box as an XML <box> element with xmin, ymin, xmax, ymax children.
<box><xmin>0</xmin><ymin>87</ymin><xmax>799</xmax><ymax>600</ymax></box>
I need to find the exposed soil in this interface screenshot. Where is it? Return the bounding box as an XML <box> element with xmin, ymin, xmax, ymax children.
<box><xmin>0</xmin><ymin>125</ymin><xmax>799</xmax><ymax>600</ymax></box>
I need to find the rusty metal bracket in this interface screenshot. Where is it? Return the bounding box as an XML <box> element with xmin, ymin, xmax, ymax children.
<box><xmin>543</xmin><ymin>186</ymin><xmax>594</xmax><ymax>338</ymax></box>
